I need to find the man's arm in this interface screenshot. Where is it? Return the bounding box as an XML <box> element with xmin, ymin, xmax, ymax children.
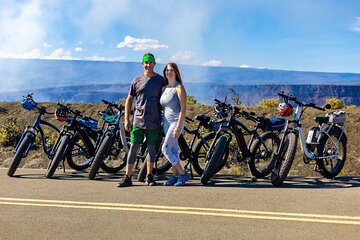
<box><xmin>124</xmin><ymin>94</ymin><xmax>134</xmax><ymax>132</ymax></box>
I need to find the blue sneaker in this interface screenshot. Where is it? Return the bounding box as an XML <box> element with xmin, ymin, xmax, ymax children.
<box><xmin>164</xmin><ymin>175</ymin><xmax>178</xmax><ymax>186</ymax></box>
<box><xmin>174</xmin><ymin>173</ymin><xmax>190</xmax><ymax>187</ymax></box>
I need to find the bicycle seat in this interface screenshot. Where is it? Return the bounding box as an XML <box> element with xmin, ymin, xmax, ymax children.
<box><xmin>314</xmin><ymin>116</ymin><xmax>329</xmax><ymax>125</ymax></box>
<box><xmin>195</xmin><ymin>114</ymin><xmax>210</xmax><ymax>124</ymax></box>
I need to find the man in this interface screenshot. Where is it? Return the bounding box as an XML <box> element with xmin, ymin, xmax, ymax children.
<box><xmin>118</xmin><ymin>53</ymin><xmax>165</xmax><ymax>187</ymax></box>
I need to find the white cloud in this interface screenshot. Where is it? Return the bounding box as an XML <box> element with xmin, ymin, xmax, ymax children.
<box><xmin>170</xmin><ymin>51</ymin><xmax>196</xmax><ymax>63</ymax></box>
<box><xmin>23</xmin><ymin>49</ymin><xmax>43</xmax><ymax>59</ymax></box>
<box><xmin>85</xmin><ymin>55</ymin><xmax>126</xmax><ymax>62</ymax></box>
<box><xmin>0</xmin><ymin>50</ymin><xmax>15</xmax><ymax>58</ymax></box>
<box><xmin>202</xmin><ymin>59</ymin><xmax>222</xmax><ymax>67</ymax></box>
<box><xmin>351</xmin><ymin>16</ymin><xmax>360</xmax><ymax>32</ymax></box>
<box><xmin>43</xmin><ymin>42</ymin><xmax>52</xmax><ymax>48</ymax></box>
<box><xmin>74</xmin><ymin>47</ymin><xmax>83</xmax><ymax>52</ymax></box>
<box><xmin>43</xmin><ymin>48</ymin><xmax>75</xmax><ymax>60</ymax></box>
<box><xmin>239</xmin><ymin>64</ymin><xmax>251</xmax><ymax>68</ymax></box>
<box><xmin>0</xmin><ymin>0</ymin><xmax>46</xmax><ymax>54</ymax></box>
<box><xmin>117</xmin><ymin>35</ymin><xmax>169</xmax><ymax>51</ymax></box>
<box><xmin>0</xmin><ymin>49</ymin><xmax>43</xmax><ymax>59</ymax></box>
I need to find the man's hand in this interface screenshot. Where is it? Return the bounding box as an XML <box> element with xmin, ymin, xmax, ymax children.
<box><xmin>124</xmin><ymin>119</ymin><xmax>131</xmax><ymax>132</ymax></box>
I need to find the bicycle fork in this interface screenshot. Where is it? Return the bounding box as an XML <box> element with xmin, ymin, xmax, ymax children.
<box><xmin>14</xmin><ymin>128</ymin><xmax>36</xmax><ymax>158</ymax></box>
<box><xmin>271</xmin><ymin>121</ymin><xmax>292</xmax><ymax>176</ymax></box>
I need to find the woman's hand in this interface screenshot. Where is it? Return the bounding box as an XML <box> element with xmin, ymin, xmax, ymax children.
<box><xmin>173</xmin><ymin>127</ymin><xmax>181</xmax><ymax>139</ymax></box>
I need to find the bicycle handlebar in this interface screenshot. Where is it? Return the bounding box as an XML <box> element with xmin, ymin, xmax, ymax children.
<box><xmin>57</xmin><ymin>103</ymin><xmax>97</xmax><ymax>122</ymax></box>
<box><xmin>22</xmin><ymin>93</ymin><xmax>55</xmax><ymax>115</ymax></box>
<box><xmin>277</xmin><ymin>92</ymin><xmax>326</xmax><ymax>111</ymax></box>
<box><xmin>101</xmin><ymin>99</ymin><xmax>123</xmax><ymax>111</ymax></box>
<box><xmin>214</xmin><ymin>99</ymin><xmax>263</xmax><ymax>123</ymax></box>
<box><xmin>214</xmin><ymin>98</ymin><xmax>232</xmax><ymax>109</ymax></box>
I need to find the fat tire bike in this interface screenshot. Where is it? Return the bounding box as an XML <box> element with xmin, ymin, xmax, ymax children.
<box><xmin>8</xmin><ymin>94</ymin><xmax>60</xmax><ymax>177</ymax></box>
<box><xmin>270</xmin><ymin>92</ymin><xmax>347</xmax><ymax>186</ymax></box>
<box><xmin>200</xmin><ymin>99</ymin><xmax>284</xmax><ymax>185</ymax></box>
<box><xmin>88</xmin><ymin>100</ymin><xmax>129</xmax><ymax>180</ymax></box>
<box><xmin>45</xmin><ymin>103</ymin><xmax>103</xmax><ymax>178</ymax></box>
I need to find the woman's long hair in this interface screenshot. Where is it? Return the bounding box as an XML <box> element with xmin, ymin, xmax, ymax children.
<box><xmin>163</xmin><ymin>62</ymin><xmax>183</xmax><ymax>84</ymax></box>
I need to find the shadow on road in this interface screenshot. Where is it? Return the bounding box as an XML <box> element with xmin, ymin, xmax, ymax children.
<box><xmin>9</xmin><ymin>169</ymin><xmax>360</xmax><ymax>189</ymax></box>
<box><xmin>198</xmin><ymin>175</ymin><xmax>360</xmax><ymax>189</ymax></box>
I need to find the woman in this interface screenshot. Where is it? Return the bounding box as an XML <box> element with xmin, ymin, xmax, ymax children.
<box><xmin>160</xmin><ymin>63</ymin><xmax>189</xmax><ymax>186</ymax></box>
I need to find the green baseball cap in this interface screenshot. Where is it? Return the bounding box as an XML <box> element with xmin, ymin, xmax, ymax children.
<box><xmin>142</xmin><ymin>54</ymin><xmax>156</xmax><ymax>63</ymax></box>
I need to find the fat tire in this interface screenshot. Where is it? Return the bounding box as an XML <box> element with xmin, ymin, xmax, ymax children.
<box><xmin>316</xmin><ymin>126</ymin><xmax>347</xmax><ymax>179</ymax></box>
<box><xmin>88</xmin><ymin>135</ymin><xmax>113</xmax><ymax>180</ymax></box>
<box><xmin>66</xmin><ymin>133</ymin><xmax>92</xmax><ymax>171</ymax></box>
<box><xmin>99</xmin><ymin>135</ymin><xmax>127</xmax><ymax>173</ymax></box>
<box><xmin>7</xmin><ymin>133</ymin><xmax>34</xmax><ymax>177</ymax></box>
<box><xmin>271</xmin><ymin>132</ymin><xmax>297</xmax><ymax>186</ymax></box>
<box><xmin>248</xmin><ymin>131</ymin><xmax>280</xmax><ymax>178</ymax></box>
<box><xmin>200</xmin><ymin>136</ymin><xmax>228</xmax><ymax>185</ymax></box>
<box><xmin>45</xmin><ymin>135</ymin><xmax>70</xmax><ymax>178</ymax></box>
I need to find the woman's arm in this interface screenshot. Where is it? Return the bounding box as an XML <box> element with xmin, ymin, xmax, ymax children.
<box><xmin>174</xmin><ymin>84</ymin><xmax>187</xmax><ymax>138</ymax></box>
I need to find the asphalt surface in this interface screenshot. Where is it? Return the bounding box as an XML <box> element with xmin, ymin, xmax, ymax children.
<box><xmin>1</xmin><ymin>167</ymin><xmax>360</xmax><ymax>240</ymax></box>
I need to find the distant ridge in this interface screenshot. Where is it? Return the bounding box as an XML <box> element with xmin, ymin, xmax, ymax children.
<box><xmin>0</xmin><ymin>58</ymin><xmax>359</xmax><ymax>105</ymax></box>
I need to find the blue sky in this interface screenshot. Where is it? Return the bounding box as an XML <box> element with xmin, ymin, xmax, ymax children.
<box><xmin>1</xmin><ymin>0</ymin><xmax>360</xmax><ymax>73</ymax></box>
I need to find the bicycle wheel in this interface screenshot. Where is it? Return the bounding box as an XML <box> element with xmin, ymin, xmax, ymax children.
<box><xmin>192</xmin><ymin>132</ymin><xmax>229</xmax><ymax>175</ymax></box>
<box><xmin>316</xmin><ymin>126</ymin><xmax>347</xmax><ymax>179</ymax></box>
<box><xmin>101</xmin><ymin>129</ymin><xmax>129</xmax><ymax>173</ymax></box>
<box><xmin>45</xmin><ymin>135</ymin><xmax>70</xmax><ymax>178</ymax></box>
<box><xmin>137</xmin><ymin>144</ymin><xmax>171</xmax><ymax>182</ymax></box>
<box><xmin>7</xmin><ymin>132</ymin><xmax>34</xmax><ymax>177</ymax></box>
<box><xmin>248</xmin><ymin>131</ymin><xmax>281</xmax><ymax>178</ymax></box>
<box><xmin>271</xmin><ymin>132</ymin><xmax>297</xmax><ymax>186</ymax></box>
<box><xmin>89</xmin><ymin>135</ymin><xmax>112</xmax><ymax>179</ymax></box>
<box><xmin>100</xmin><ymin>140</ymin><xmax>127</xmax><ymax>173</ymax></box>
<box><xmin>66</xmin><ymin>133</ymin><xmax>93</xmax><ymax>171</ymax></box>
<box><xmin>200</xmin><ymin>136</ymin><xmax>228</xmax><ymax>185</ymax></box>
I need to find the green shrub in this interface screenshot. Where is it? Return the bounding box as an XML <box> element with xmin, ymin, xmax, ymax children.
<box><xmin>35</xmin><ymin>128</ymin><xmax>58</xmax><ymax>150</ymax></box>
<box><xmin>0</xmin><ymin>117</ymin><xmax>24</xmax><ymax>147</ymax></box>
<box><xmin>187</xmin><ymin>95</ymin><xmax>197</xmax><ymax>106</ymax></box>
<box><xmin>257</xmin><ymin>98</ymin><xmax>280</xmax><ymax>108</ymax></box>
<box><xmin>346</xmin><ymin>104</ymin><xmax>357</xmax><ymax>109</ymax></box>
<box><xmin>326</xmin><ymin>98</ymin><xmax>345</xmax><ymax>109</ymax></box>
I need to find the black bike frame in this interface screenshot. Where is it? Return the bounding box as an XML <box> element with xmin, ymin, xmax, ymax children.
<box><xmin>208</xmin><ymin>108</ymin><xmax>261</xmax><ymax>162</ymax></box>
<box><xmin>14</xmin><ymin>108</ymin><xmax>60</xmax><ymax>158</ymax></box>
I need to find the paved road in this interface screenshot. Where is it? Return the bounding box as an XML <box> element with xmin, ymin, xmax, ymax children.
<box><xmin>1</xmin><ymin>168</ymin><xmax>360</xmax><ymax>240</ymax></box>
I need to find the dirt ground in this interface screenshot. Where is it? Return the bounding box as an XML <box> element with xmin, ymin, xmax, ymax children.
<box><xmin>0</xmin><ymin>101</ymin><xmax>359</xmax><ymax>177</ymax></box>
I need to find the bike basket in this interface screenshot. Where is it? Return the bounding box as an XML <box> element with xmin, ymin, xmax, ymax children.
<box><xmin>208</xmin><ymin>119</ymin><xmax>229</xmax><ymax>131</ymax></box>
<box><xmin>260</xmin><ymin>117</ymin><xmax>286</xmax><ymax>131</ymax></box>
<box><xmin>326</xmin><ymin>111</ymin><xmax>346</xmax><ymax>125</ymax></box>
<box><xmin>79</xmin><ymin>119</ymin><xmax>98</xmax><ymax>129</ymax></box>
<box><xmin>99</xmin><ymin>111</ymin><xmax>117</xmax><ymax>123</ymax></box>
